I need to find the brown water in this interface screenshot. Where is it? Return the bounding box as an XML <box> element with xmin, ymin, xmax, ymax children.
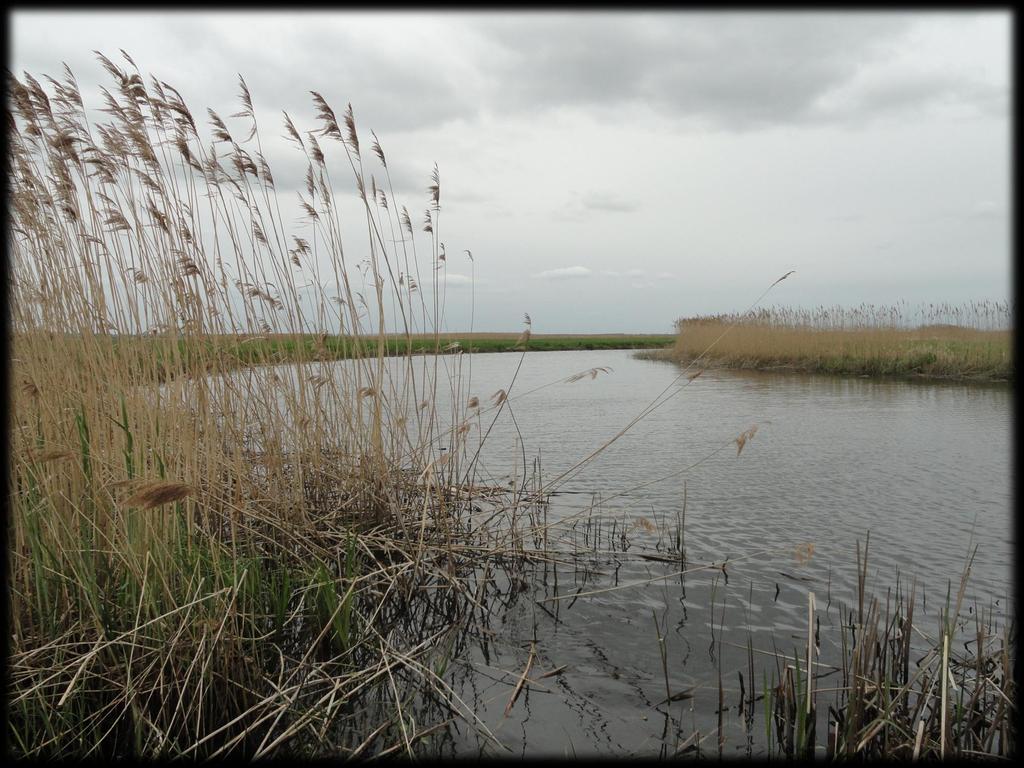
<box><xmin>406</xmin><ymin>348</ymin><xmax>1012</xmax><ymax>757</ymax></box>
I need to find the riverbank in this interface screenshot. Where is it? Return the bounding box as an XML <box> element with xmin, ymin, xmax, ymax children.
<box><xmin>232</xmin><ymin>332</ymin><xmax>676</xmax><ymax>358</ymax></box>
<box><xmin>656</xmin><ymin>318</ymin><xmax>1012</xmax><ymax>383</ymax></box>
<box><xmin>100</xmin><ymin>333</ymin><xmax>674</xmax><ymax>382</ymax></box>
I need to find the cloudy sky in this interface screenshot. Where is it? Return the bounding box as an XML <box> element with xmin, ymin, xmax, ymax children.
<box><xmin>11</xmin><ymin>10</ymin><xmax>1011</xmax><ymax>333</ymax></box>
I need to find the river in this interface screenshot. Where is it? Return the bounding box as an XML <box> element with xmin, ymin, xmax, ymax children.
<box><xmin>218</xmin><ymin>347</ymin><xmax>1012</xmax><ymax>756</ymax></box>
<box><xmin>406</xmin><ymin>348</ymin><xmax>1013</xmax><ymax>757</ymax></box>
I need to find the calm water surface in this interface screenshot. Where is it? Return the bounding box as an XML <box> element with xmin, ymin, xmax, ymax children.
<box><xmin>244</xmin><ymin>348</ymin><xmax>1011</xmax><ymax>756</ymax></box>
<box><xmin>468</xmin><ymin>350</ymin><xmax>1009</xmax><ymax>590</ymax></box>
<box><xmin>402</xmin><ymin>349</ymin><xmax>1012</xmax><ymax>757</ymax></box>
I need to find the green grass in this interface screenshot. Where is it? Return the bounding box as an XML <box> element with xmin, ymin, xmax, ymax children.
<box><xmin>248</xmin><ymin>332</ymin><xmax>674</xmax><ymax>357</ymax></box>
<box><xmin>104</xmin><ymin>333</ymin><xmax>675</xmax><ymax>381</ymax></box>
<box><xmin>406</xmin><ymin>333</ymin><xmax>675</xmax><ymax>354</ymax></box>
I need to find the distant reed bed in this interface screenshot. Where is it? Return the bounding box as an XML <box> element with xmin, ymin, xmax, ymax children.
<box><xmin>668</xmin><ymin>302</ymin><xmax>1012</xmax><ymax>381</ymax></box>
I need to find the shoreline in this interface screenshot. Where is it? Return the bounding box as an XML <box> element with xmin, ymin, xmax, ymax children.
<box><xmin>89</xmin><ymin>333</ymin><xmax>677</xmax><ymax>382</ymax></box>
<box><xmin>215</xmin><ymin>333</ymin><xmax>677</xmax><ymax>363</ymax></box>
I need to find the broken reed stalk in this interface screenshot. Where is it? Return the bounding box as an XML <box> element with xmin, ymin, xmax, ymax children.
<box><xmin>806</xmin><ymin>591</ymin><xmax>815</xmax><ymax>720</ymax></box>
<box><xmin>762</xmin><ymin>537</ymin><xmax>1013</xmax><ymax>759</ymax></box>
<box><xmin>941</xmin><ymin>631</ymin><xmax>949</xmax><ymax>760</ymax></box>
<box><xmin>652</xmin><ymin>609</ymin><xmax>672</xmax><ymax>709</ymax></box>
<box><xmin>504</xmin><ymin>643</ymin><xmax>536</xmax><ymax>717</ymax></box>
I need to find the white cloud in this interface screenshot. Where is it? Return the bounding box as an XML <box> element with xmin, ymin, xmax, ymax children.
<box><xmin>8</xmin><ymin>11</ymin><xmax>1010</xmax><ymax>333</ymax></box>
<box><xmin>533</xmin><ymin>266</ymin><xmax>593</xmax><ymax>280</ymax></box>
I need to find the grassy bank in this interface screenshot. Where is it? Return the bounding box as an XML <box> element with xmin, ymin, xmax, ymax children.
<box><xmin>661</xmin><ymin>305</ymin><xmax>1012</xmax><ymax>382</ymax></box>
<box><xmin>96</xmin><ymin>333</ymin><xmax>674</xmax><ymax>382</ymax></box>
<box><xmin>425</xmin><ymin>332</ymin><xmax>675</xmax><ymax>353</ymax></box>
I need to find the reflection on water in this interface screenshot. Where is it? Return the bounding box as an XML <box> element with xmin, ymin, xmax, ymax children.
<box><xmin>249</xmin><ymin>349</ymin><xmax>1013</xmax><ymax>756</ymax></box>
<box><xmin>422</xmin><ymin>350</ymin><xmax>1011</xmax><ymax>605</ymax></box>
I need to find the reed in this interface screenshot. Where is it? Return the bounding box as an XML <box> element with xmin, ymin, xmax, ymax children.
<box><xmin>5</xmin><ymin>56</ymin><xmax>559</xmax><ymax>759</ymax></box>
<box><xmin>760</xmin><ymin>541</ymin><xmax>1015</xmax><ymax>759</ymax></box>
<box><xmin>7</xmin><ymin>55</ymin><xmax>1013</xmax><ymax>759</ymax></box>
<box><xmin>665</xmin><ymin>302</ymin><xmax>1013</xmax><ymax>381</ymax></box>
<box><xmin>547</xmin><ymin>512</ymin><xmax>1014</xmax><ymax>758</ymax></box>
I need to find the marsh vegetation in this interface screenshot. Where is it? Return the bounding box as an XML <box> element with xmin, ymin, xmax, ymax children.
<box><xmin>7</xmin><ymin>58</ymin><xmax>1014</xmax><ymax>759</ymax></box>
<box><xmin>663</xmin><ymin>303</ymin><xmax>1013</xmax><ymax>382</ymax></box>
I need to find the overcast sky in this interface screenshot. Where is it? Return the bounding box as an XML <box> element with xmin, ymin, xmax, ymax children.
<box><xmin>11</xmin><ymin>10</ymin><xmax>1011</xmax><ymax>333</ymax></box>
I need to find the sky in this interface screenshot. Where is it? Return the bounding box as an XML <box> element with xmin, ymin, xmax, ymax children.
<box><xmin>10</xmin><ymin>10</ymin><xmax>1012</xmax><ymax>333</ymax></box>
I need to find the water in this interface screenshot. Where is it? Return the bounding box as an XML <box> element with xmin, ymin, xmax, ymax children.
<box><xmin>395</xmin><ymin>349</ymin><xmax>1012</xmax><ymax>757</ymax></box>
<box><xmin>231</xmin><ymin>348</ymin><xmax>1014</xmax><ymax>756</ymax></box>
<box><xmin>433</xmin><ymin>349</ymin><xmax>1011</xmax><ymax>602</ymax></box>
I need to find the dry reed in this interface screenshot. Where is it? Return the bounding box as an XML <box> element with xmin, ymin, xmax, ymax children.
<box><xmin>5</xmin><ymin>55</ymin><xmax>556</xmax><ymax>759</ymax></box>
<box><xmin>668</xmin><ymin>302</ymin><xmax>1012</xmax><ymax>381</ymax></box>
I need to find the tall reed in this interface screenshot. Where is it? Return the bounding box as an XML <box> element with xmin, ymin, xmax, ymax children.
<box><xmin>6</xmin><ymin>55</ymin><xmax>537</xmax><ymax>758</ymax></box>
<box><xmin>669</xmin><ymin>302</ymin><xmax>1012</xmax><ymax>380</ymax></box>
